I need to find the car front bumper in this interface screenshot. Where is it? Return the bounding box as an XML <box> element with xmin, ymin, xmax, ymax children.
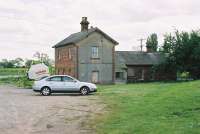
<box><xmin>90</xmin><ymin>88</ymin><xmax>97</xmax><ymax>92</ymax></box>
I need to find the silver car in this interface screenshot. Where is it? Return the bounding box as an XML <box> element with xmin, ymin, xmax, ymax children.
<box><xmin>32</xmin><ymin>75</ymin><xmax>97</xmax><ymax>96</ymax></box>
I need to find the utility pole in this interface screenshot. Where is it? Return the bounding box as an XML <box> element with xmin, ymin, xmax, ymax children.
<box><xmin>137</xmin><ymin>38</ymin><xmax>146</xmax><ymax>52</ymax></box>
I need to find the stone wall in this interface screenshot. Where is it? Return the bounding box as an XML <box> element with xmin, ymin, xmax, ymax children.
<box><xmin>77</xmin><ymin>32</ymin><xmax>115</xmax><ymax>84</ymax></box>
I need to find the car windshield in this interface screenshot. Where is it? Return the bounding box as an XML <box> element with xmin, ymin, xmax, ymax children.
<box><xmin>38</xmin><ymin>76</ymin><xmax>48</xmax><ymax>80</ymax></box>
<box><xmin>70</xmin><ymin>77</ymin><xmax>79</xmax><ymax>82</ymax></box>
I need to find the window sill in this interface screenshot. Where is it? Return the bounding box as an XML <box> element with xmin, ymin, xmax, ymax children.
<box><xmin>90</xmin><ymin>57</ymin><xmax>100</xmax><ymax>60</ymax></box>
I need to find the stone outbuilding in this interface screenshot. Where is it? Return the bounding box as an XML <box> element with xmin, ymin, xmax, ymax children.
<box><xmin>115</xmin><ymin>51</ymin><xmax>166</xmax><ymax>83</ymax></box>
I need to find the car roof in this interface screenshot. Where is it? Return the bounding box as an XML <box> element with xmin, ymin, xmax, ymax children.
<box><xmin>48</xmin><ymin>75</ymin><xmax>75</xmax><ymax>79</ymax></box>
<box><xmin>49</xmin><ymin>75</ymin><xmax>71</xmax><ymax>77</ymax></box>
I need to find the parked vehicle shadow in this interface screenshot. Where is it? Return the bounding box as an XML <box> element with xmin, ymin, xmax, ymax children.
<box><xmin>33</xmin><ymin>93</ymin><xmax>95</xmax><ymax>96</ymax></box>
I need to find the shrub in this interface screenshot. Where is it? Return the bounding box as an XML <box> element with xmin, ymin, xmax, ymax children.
<box><xmin>0</xmin><ymin>76</ymin><xmax>33</xmax><ymax>88</ymax></box>
<box><xmin>15</xmin><ymin>77</ymin><xmax>33</xmax><ymax>88</ymax></box>
<box><xmin>177</xmin><ymin>71</ymin><xmax>191</xmax><ymax>81</ymax></box>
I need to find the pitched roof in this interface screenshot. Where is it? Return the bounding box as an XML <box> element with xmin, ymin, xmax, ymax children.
<box><xmin>116</xmin><ymin>51</ymin><xmax>166</xmax><ymax>65</ymax></box>
<box><xmin>53</xmin><ymin>27</ymin><xmax>118</xmax><ymax>48</ymax></box>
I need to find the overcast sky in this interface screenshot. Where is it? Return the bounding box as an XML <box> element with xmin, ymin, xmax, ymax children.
<box><xmin>0</xmin><ymin>0</ymin><xmax>200</xmax><ymax>60</ymax></box>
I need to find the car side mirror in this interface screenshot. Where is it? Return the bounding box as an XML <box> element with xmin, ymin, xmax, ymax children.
<box><xmin>72</xmin><ymin>80</ymin><xmax>77</xmax><ymax>83</ymax></box>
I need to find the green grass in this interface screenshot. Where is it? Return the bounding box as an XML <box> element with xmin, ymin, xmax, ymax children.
<box><xmin>0</xmin><ymin>68</ymin><xmax>32</xmax><ymax>88</ymax></box>
<box><xmin>0</xmin><ymin>77</ymin><xmax>33</xmax><ymax>88</ymax></box>
<box><xmin>93</xmin><ymin>81</ymin><xmax>200</xmax><ymax>134</ymax></box>
<box><xmin>0</xmin><ymin>68</ymin><xmax>27</xmax><ymax>76</ymax></box>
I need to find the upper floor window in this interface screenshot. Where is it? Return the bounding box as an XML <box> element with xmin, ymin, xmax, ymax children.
<box><xmin>91</xmin><ymin>46</ymin><xmax>99</xmax><ymax>58</ymax></box>
<box><xmin>57</xmin><ymin>50</ymin><xmax>61</xmax><ymax>60</ymax></box>
<box><xmin>68</xmin><ymin>48</ymin><xmax>72</xmax><ymax>60</ymax></box>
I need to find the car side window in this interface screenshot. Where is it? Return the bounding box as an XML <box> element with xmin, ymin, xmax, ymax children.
<box><xmin>49</xmin><ymin>76</ymin><xmax>62</xmax><ymax>82</ymax></box>
<box><xmin>62</xmin><ymin>76</ymin><xmax>74</xmax><ymax>82</ymax></box>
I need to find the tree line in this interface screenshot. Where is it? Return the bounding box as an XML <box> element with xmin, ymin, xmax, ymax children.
<box><xmin>146</xmin><ymin>30</ymin><xmax>200</xmax><ymax>79</ymax></box>
<box><xmin>0</xmin><ymin>52</ymin><xmax>54</xmax><ymax>68</ymax></box>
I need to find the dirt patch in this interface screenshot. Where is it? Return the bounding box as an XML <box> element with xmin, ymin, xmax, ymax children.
<box><xmin>0</xmin><ymin>85</ymin><xmax>105</xmax><ymax>134</ymax></box>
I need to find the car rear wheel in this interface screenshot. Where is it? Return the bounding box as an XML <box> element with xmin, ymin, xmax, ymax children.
<box><xmin>80</xmin><ymin>87</ymin><xmax>89</xmax><ymax>95</ymax></box>
<box><xmin>41</xmin><ymin>87</ymin><xmax>51</xmax><ymax>96</ymax></box>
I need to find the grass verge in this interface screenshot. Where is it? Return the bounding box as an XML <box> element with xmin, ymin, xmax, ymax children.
<box><xmin>92</xmin><ymin>80</ymin><xmax>200</xmax><ymax>134</ymax></box>
<box><xmin>0</xmin><ymin>77</ymin><xmax>33</xmax><ymax>88</ymax></box>
<box><xmin>0</xmin><ymin>68</ymin><xmax>27</xmax><ymax>76</ymax></box>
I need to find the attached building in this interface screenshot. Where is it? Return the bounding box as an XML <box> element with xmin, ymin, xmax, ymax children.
<box><xmin>115</xmin><ymin>51</ymin><xmax>166</xmax><ymax>83</ymax></box>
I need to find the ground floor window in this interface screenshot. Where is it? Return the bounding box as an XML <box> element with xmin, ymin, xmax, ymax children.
<box><xmin>116</xmin><ymin>72</ymin><xmax>124</xmax><ymax>79</ymax></box>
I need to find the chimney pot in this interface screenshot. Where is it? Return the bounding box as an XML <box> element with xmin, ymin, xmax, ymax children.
<box><xmin>82</xmin><ymin>17</ymin><xmax>87</xmax><ymax>21</ymax></box>
<box><xmin>80</xmin><ymin>17</ymin><xmax>89</xmax><ymax>32</ymax></box>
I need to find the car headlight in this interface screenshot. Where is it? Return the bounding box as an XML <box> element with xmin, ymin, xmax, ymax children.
<box><xmin>91</xmin><ymin>84</ymin><xmax>97</xmax><ymax>89</ymax></box>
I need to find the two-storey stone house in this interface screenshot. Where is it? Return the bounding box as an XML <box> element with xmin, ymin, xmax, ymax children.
<box><xmin>53</xmin><ymin>17</ymin><xmax>118</xmax><ymax>84</ymax></box>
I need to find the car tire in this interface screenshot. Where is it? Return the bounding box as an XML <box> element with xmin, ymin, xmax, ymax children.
<box><xmin>80</xmin><ymin>86</ymin><xmax>89</xmax><ymax>95</ymax></box>
<box><xmin>41</xmin><ymin>87</ymin><xmax>51</xmax><ymax>96</ymax></box>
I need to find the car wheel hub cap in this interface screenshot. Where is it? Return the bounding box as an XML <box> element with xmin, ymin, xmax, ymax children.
<box><xmin>43</xmin><ymin>88</ymin><xmax>49</xmax><ymax>95</ymax></box>
<box><xmin>82</xmin><ymin>88</ymin><xmax>87</xmax><ymax>94</ymax></box>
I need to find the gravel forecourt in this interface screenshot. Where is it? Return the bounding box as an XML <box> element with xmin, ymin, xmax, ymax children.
<box><xmin>0</xmin><ymin>85</ymin><xmax>104</xmax><ymax>134</ymax></box>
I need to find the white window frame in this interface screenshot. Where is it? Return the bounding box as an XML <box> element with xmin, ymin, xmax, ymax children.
<box><xmin>91</xmin><ymin>46</ymin><xmax>99</xmax><ymax>58</ymax></box>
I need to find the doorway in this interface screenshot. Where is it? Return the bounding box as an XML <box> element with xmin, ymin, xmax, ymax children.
<box><xmin>91</xmin><ymin>71</ymin><xmax>99</xmax><ymax>83</ymax></box>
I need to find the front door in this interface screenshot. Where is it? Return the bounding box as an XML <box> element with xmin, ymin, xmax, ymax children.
<box><xmin>62</xmin><ymin>76</ymin><xmax>79</xmax><ymax>91</ymax></box>
<box><xmin>91</xmin><ymin>71</ymin><xmax>99</xmax><ymax>83</ymax></box>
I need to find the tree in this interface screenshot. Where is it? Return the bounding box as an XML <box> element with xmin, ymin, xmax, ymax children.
<box><xmin>0</xmin><ymin>59</ymin><xmax>14</xmax><ymax>68</ymax></box>
<box><xmin>33</xmin><ymin>51</ymin><xmax>52</xmax><ymax>66</ymax></box>
<box><xmin>25</xmin><ymin>59</ymin><xmax>33</xmax><ymax>68</ymax></box>
<box><xmin>0</xmin><ymin>58</ymin><xmax>24</xmax><ymax>68</ymax></box>
<box><xmin>160</xmin><ymin>30</ymin><xmax>200</xmax><ymax>79</ymax></box>
<box><xmin>162</xmin><ymin>33</ymin><xmax>175</xmax><ymax>53</ymax></box>
<box><xmin>146</xmin><ymin>33</ymin><xmax>158</xmax><ymax>52</ymax></box>
<box><xmin>14</xmin><ymin>58</ymin><xmax>24</xmax><ymax>67</ymax></box>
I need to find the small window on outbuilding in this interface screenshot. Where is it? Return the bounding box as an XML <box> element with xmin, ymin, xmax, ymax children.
<box><xmin>116</xmin><ymin>72</ymin><xmax>124</xmax><ymax>79</ymax></box>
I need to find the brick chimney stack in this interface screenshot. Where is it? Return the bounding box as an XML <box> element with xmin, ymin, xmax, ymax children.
<box><xmin>80</xmin><ymin>17</ymin><xmax>89</xmax><ymax>32</ymax></box>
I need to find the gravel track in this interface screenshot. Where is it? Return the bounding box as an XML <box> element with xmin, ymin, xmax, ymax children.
<box><xmin>0</xmin><ymin>85</ymin><xmax>103</xmax><ymax>134</ymax></box>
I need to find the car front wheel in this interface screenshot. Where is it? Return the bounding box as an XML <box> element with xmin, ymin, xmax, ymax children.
<box><xmin>80</xmin><ymin>87</ymin><xmax>89</xmax><ymax>95</ymax></box>
<box><xmin>41</xmin><ymin>87</ymin><xmax>51</xmax><ymax>96</ymax></box>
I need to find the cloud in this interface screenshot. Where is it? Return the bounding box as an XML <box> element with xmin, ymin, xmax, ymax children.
<box><xmin>0</xmin><ymin>0</ymin><xmax>200</xmax><ymax>59</ymax></box>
